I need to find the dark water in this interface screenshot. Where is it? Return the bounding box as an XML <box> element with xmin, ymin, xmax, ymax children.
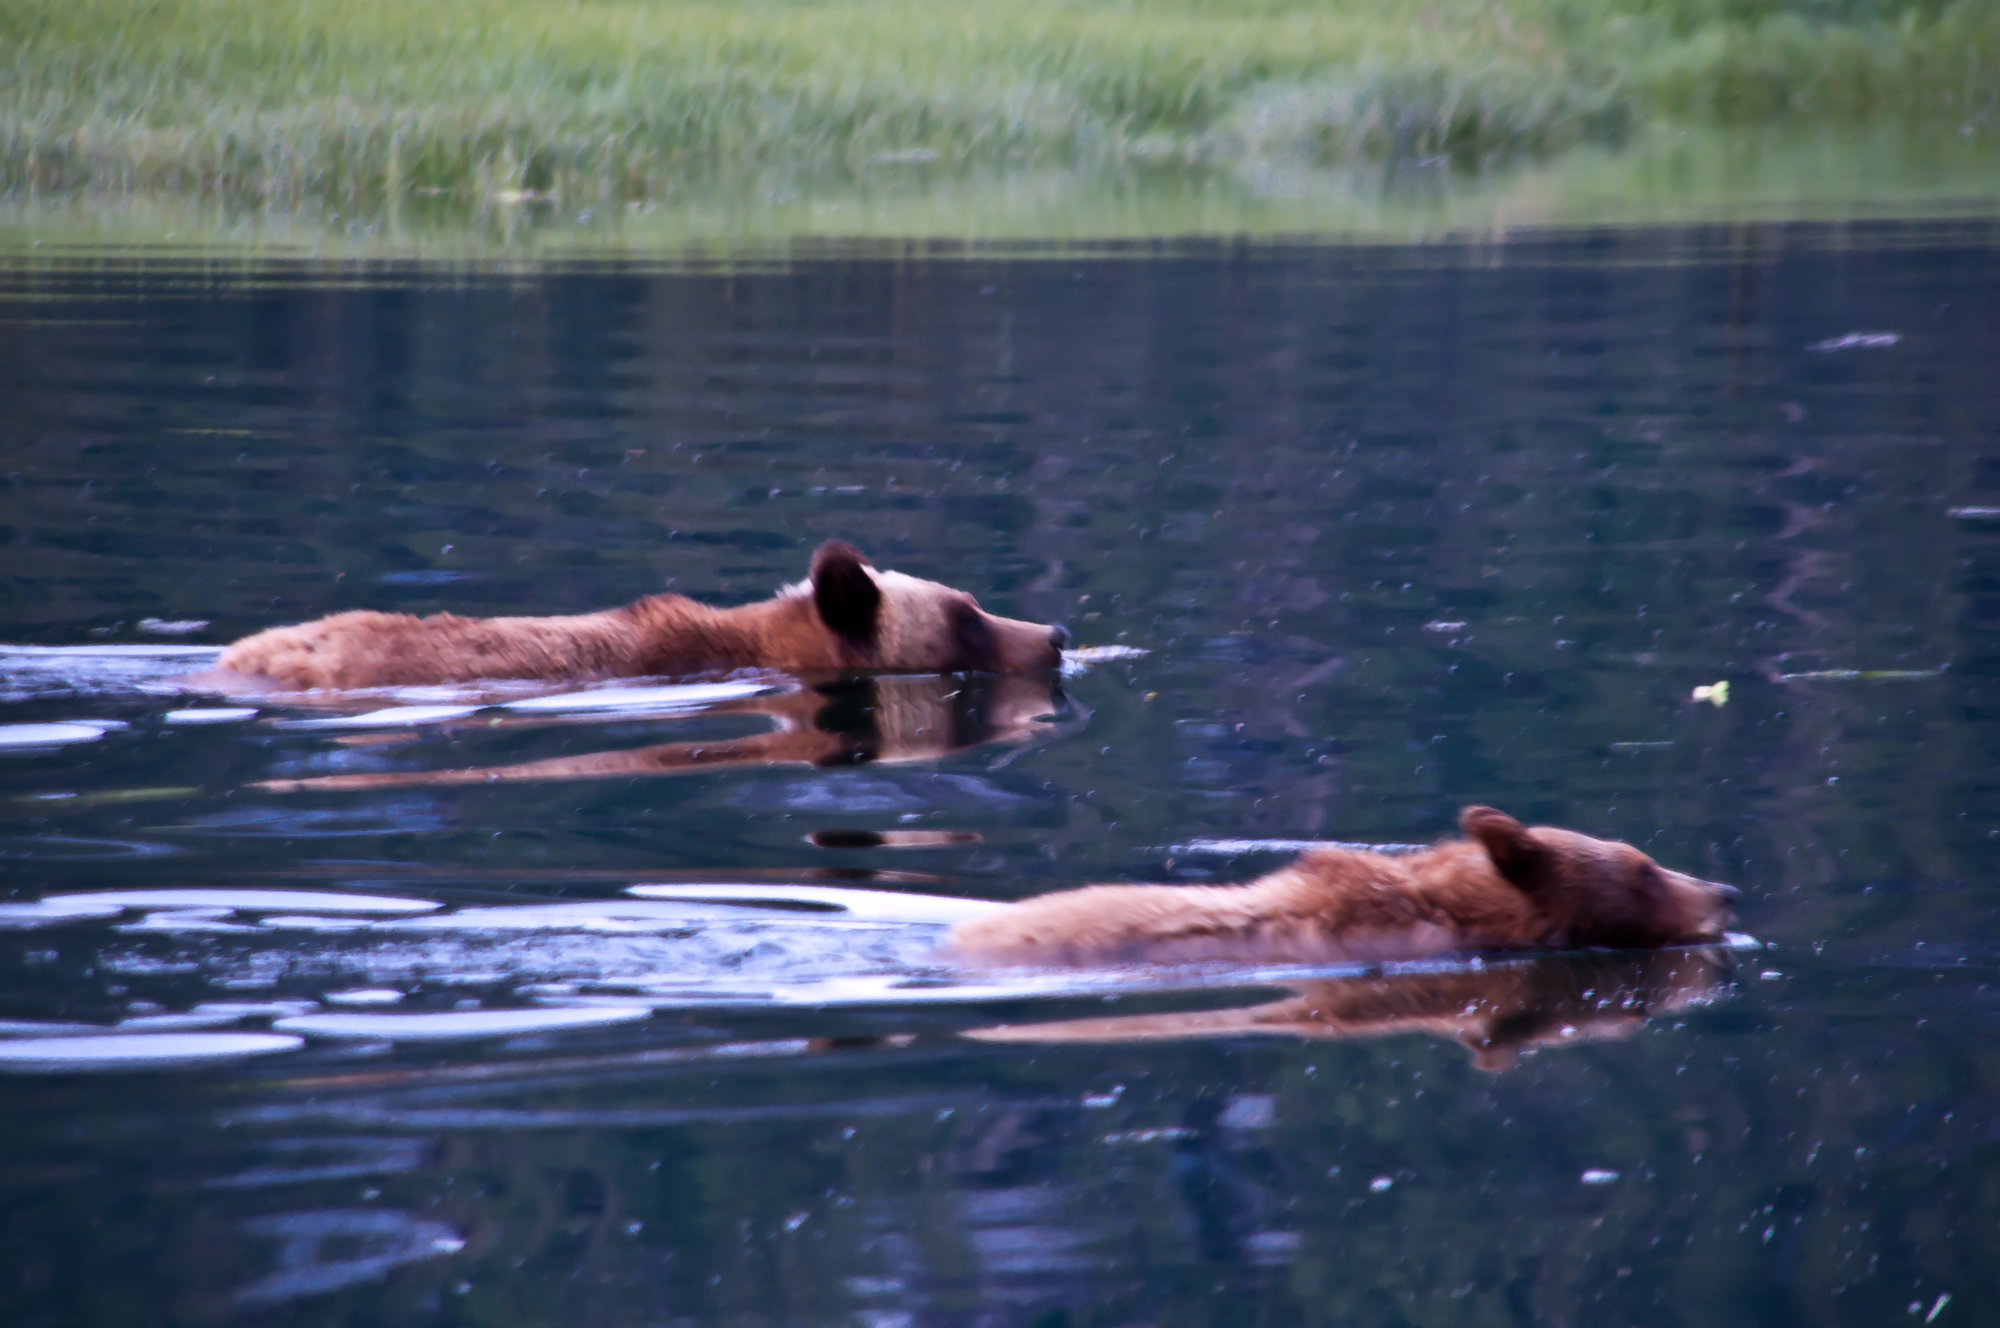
<box><xmin>3</xmin><ymin>223</ymin><xmax>1999</xmax><ymax>1326</ymax></box>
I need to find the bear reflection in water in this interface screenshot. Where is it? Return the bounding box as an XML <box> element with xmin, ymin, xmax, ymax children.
<box><xmin>964</xmin><ymin>947</ymin><xmax>1732</xmax><ymax>1072</ymax></box>
<box><xmin>254</xmin><ymin>672</ymin><xmax>1067</xmax><ymax>793</ymax></box>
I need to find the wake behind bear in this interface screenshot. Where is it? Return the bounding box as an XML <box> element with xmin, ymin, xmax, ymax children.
<box><xmin>209</xmin><ymin>540</ymin><xmax>1067</xmax><ymax>690</ymax></box>
<box><xmin>950</xmin><ymin>806</ymin><xmax>1739</xmax><ymax>965</ymax></box>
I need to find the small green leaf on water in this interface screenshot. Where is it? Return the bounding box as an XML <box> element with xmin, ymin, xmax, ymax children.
<box><xmin>1692</xmin><ymin>681</ymin><xmax>1728</xmax><ymax>706</ymax></box>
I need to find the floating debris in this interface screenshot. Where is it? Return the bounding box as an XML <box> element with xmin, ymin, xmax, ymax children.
<box><xmin>1369</xmin><ymin>1176</ymin><xmax>1395</xmax><ymax>1192</ymax></box>
<box><xmin>1806</xmin><ymin>332</ymin><xmax>1898</xmax><ymax>352</ymax></box>
<box><xmin>808</xmin><ymin>829</ymin><xmax>982</xmax><ymax>850</ymax></box>
<box><xmin>1103</xmin><ymin>1127</ymin><xmax>1197</xmax><ymax>1145</ymax></box>
<box><xmin>1776</xmin><ymin>667</ymin><xmax>1945</xmax><ymax>682</ymax></box>
<box><xmin>1692</xmin><ymin>682</ymin><xmax>1729</xmax><ymax>706</ymax></box>
<box><xmin>14</xmin><ymin>785</ymin><xmax>198</xmax><ymax>809</ymax></box>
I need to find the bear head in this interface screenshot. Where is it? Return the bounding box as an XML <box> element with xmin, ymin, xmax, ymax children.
<box><xmin>1460</xmin><ymin>805</ymin><xmax>1739</xmax><ymax>949</ymax></box>
<box><xmin>806</xmin><ymin>540</ymin><xmax>1068</xmax><ymax>674</ymax></box>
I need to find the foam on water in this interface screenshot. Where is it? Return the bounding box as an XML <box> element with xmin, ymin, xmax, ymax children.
<box><xmin>1061</xmin><ymin>645</ymin><xmax>1150</xmax><ymax>677</ymax></box>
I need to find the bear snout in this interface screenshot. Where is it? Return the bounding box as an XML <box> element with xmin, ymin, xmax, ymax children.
<box><xmin>1665</xmin><ymin>870</ymin><xmax>1739</xmax><ymax>938</ymax></box>
<box><xmin>1049</xmin><ymin>623</ymin><xmax>1070</xmax><ymax>650</ymax></box>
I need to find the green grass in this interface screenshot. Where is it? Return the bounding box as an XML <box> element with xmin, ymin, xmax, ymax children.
<box><xmin>1</xmin><ymin>0</ymin><xmax>1995</xmax><ymax>224</ymax></box>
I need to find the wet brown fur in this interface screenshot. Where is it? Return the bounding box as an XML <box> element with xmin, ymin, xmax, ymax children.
<box><xmin>949</xmin><ymin>807</ymin><xmax>1737</xmax><ymax>965</ymax></box>
<box><xmin>212</xmin><ymin>540</ymin><xmax>1065</xmax><ymax>691</ymax></box>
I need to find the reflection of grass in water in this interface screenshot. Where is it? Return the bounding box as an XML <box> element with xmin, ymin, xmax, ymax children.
<box><xmin>1</xmin><ymin>121</ymin><xmax>1993</xmax><ymax>257</ymax></box>
<box><xmin>0</xmin><ymin>0</ymin><xmax>1994</xmax><ymax>223</ymax></box>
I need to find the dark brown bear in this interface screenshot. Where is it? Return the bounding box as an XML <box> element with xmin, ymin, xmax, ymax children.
<box><xmin>950</xmin><ymin>806</ymin><xmax>1738</xmax><ymax>965</ymax></box>
<box><xmin>212</xmin><ymin>540</ymin><xmax>1067</xmax><ymax>690</ymax></box>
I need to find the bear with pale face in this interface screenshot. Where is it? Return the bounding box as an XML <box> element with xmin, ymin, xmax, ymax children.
<box><xmin>212</xmin><ymin>540</ymin><xmax>1067</xmax><ymax>691</ymax></box>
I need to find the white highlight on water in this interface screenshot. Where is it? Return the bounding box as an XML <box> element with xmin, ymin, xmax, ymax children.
<box><xmin>275</xmin><ymin>705</ymin><xmax>485</xmax><ymax>729</ymax></box>
<box><xmin>1806</xmin><ymin>332</ymin><xmax>1898</xmax><ymax>352</ymax></box>
<box><xmin>502</xmin><ymin>682</ymin><xmax>776</xmax><ymax>713</ymax></box>
<box><xmin>626</xmin><ymin>882</ymin><xmax>1005</xmax><ymax>925</ymax></box>
<box><xmin>275</xmin><ymin>1005</ymin><xmax>653</xmax><ymax>1042</ymax></box>
<box><xmin>1169</xmin><ymin>838</ymin><xmax>1430</xmax><ymax>856</ymax></box>
<box><xmin>164</xmin><ymin>707</ymin><xmax>259</xmax><ymax>724</ymax></box>
<box><xmin>0</xmin><ymin>722</ymin><xmax>116</xmax><ymax>748</ymax></box>
<box><xmin>0</xmin><ymin>1032</ymin><xmax>303</xmax><ymax>1072</ymax></box>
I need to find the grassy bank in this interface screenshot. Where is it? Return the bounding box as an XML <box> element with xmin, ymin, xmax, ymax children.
<box><xmin>2</xmin><ymin>0</ymin><xmax>1996</xmax><ymax>222</ymax></box>
<box><xmin>4</xmin><ymin>120</ymin><xmax>1995</xmax><ymax>263</ymax></box>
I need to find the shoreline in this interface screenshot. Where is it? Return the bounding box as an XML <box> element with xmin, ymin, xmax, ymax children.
<box><xmin>3</xmin><ymin>0</ymin><xmax>1995</xmax><ymax>243</ymax></box>
<box><xmin>2</xmin><ymin>121</ymin><xmax>1997</xmax><ymax>261</ymax></box>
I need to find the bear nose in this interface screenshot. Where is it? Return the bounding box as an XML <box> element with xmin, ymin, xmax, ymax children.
<box><xmin>1712</xmin><ymin>881</ymin><xmax>1741</xmax><ymax>904</ymax></box>
<box><xmin>1049</xmin><ymin>624</ymin><xmax>1070</xmax><ymax>650</ymax></box>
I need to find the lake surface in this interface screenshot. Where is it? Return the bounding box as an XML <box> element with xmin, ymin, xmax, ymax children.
<box><xmin>2</xmin><ymin>223</ymin><xmax>1998</xmax><ymax>1326</ymax></box>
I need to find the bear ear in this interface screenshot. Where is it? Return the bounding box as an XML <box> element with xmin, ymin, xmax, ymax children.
<box><xmin>1460</xmin><ymin>806</ymin><xmax>1546</xmax><ymax>892</ymax></box>
<box><xmin>810</xmin><ymin>540</ymin><xmax>882</xmax><ymax>644</ymax></box>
